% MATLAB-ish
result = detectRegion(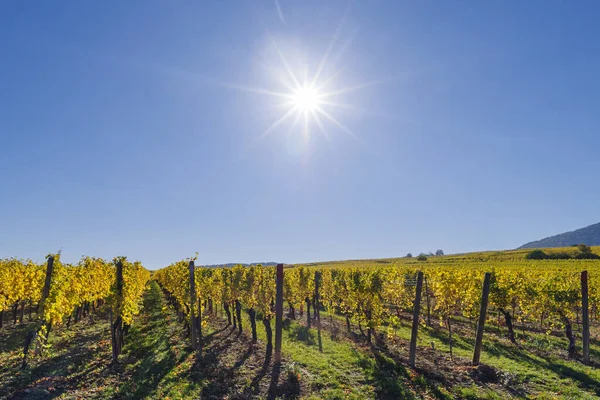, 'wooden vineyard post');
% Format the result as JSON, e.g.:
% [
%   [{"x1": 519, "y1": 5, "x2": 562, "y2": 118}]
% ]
[
  {"x1": 189, "y1": 260, "x2": 198, "y2": 350},
  {"x1": 409, "y1": 271, "x2": 424, "y2": 368},
  {"x1": 111, "y1": 259, "x2": 124, "y2": 364},
  {"x1": 109, "y1": 307, "x2": 116, "y2": 364},
  {"x1": 39, "y1": 255, "x2": 55, "y2": 315},
  {"x1": 425, "y1": 277, "x2": 431, "y2": 326},
  {"x1": 36, "y1": 255, "x2": 55, "y2": 353},
  {"x1": 315, "y1": 271, "x2": 323, "y2": 352},
  {"x1": 274, "y1": 263, "x2": 284, "y2": 364},
  {"x1": 23, "y1": 255, "x2": 55, "y2": 367},
  {"x1": 582, "y1": 270, "x2": 590, "y2": 365},
  {"x1": 472, "y1": 272, "x2": 491, "y2": 366},
  {"x1": 198, "y1": 297, "x2": 203, "y2": 356}
]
